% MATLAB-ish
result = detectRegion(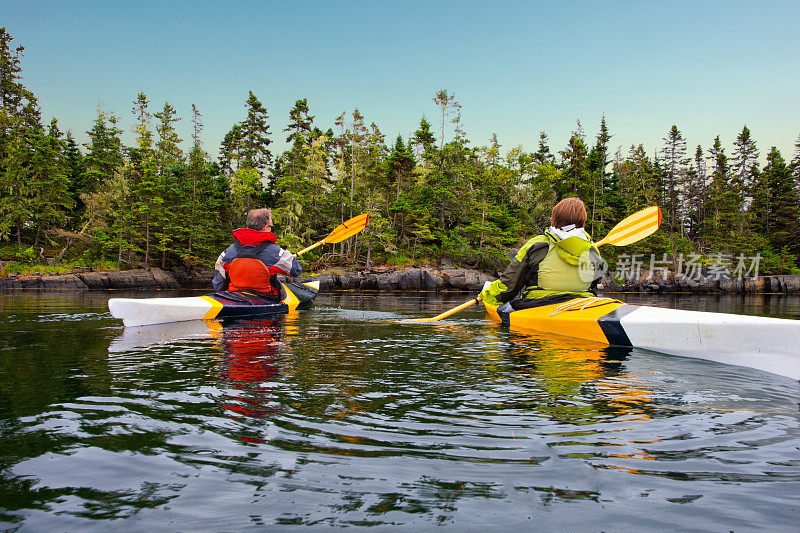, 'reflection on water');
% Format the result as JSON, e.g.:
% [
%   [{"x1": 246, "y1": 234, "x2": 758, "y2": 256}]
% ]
[
  {"x1": 0, "y1": 291, "x2": 798, "y2": 530},
  {"x1": 214, "y1": 316, "x2": 286, "y2": 420}
]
